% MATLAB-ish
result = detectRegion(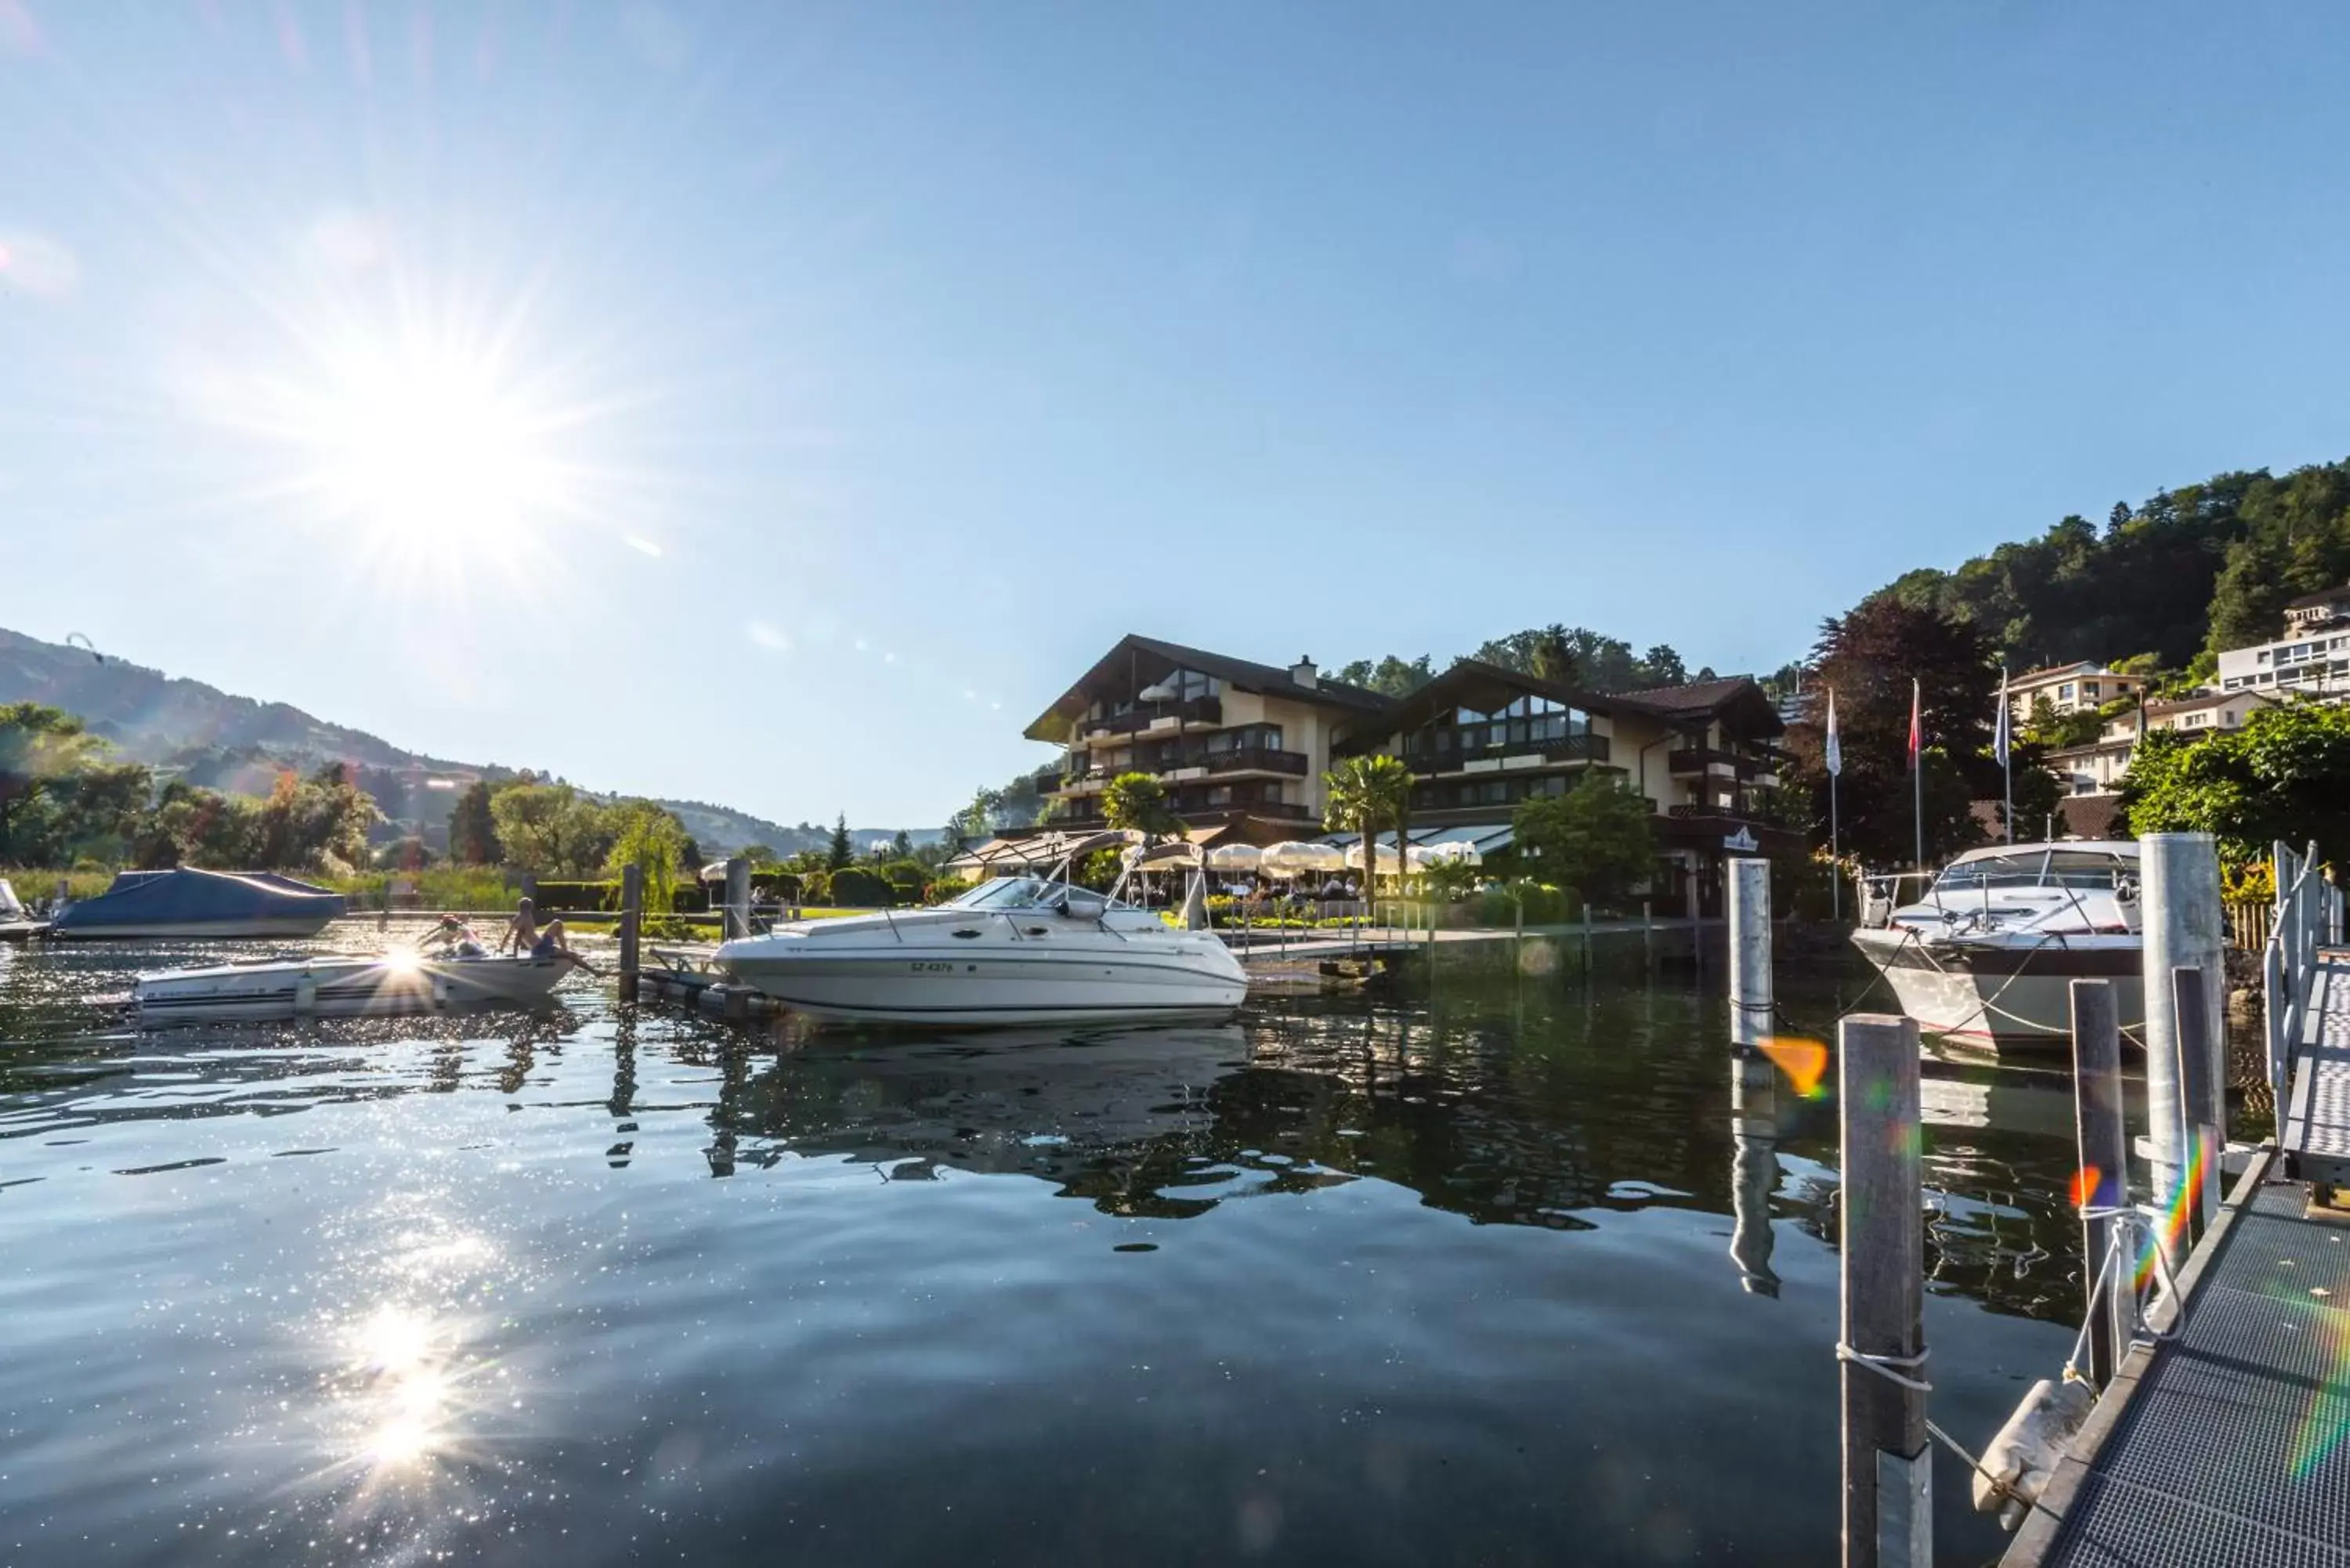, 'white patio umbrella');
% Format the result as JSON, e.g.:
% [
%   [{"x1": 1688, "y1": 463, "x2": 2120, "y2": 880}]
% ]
[
  {"x1": 1343, "y1": 840, "x2": 1404, "y2": 876},
  {"x1": 1260, "y1": 841, "x2": 1344, "y2": 879},
  {"x1": 1205, "y1": 843, "x2": 1263, "y2": 871},
  {"x1": 1419, "y1": 840, "x2": 1481, "y2": 868}
]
